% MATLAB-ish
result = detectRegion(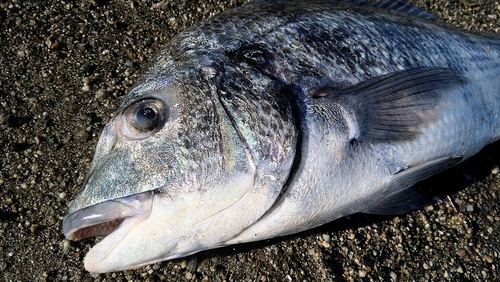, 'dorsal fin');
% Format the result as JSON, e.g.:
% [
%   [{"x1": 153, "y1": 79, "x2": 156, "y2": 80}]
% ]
[
  {"x1": 363, "y1": 0, "x2": 442, "y2": 21},
  {"x1": 249, "y1": 0, "x2": 442, "y2": 22}
]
